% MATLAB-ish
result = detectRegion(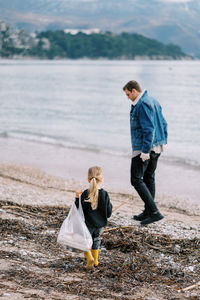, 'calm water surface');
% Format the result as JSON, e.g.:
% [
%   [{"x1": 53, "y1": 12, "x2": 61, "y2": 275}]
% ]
[{"x1": 0, "y1": 60, "x2": 200, "y2": 202}]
